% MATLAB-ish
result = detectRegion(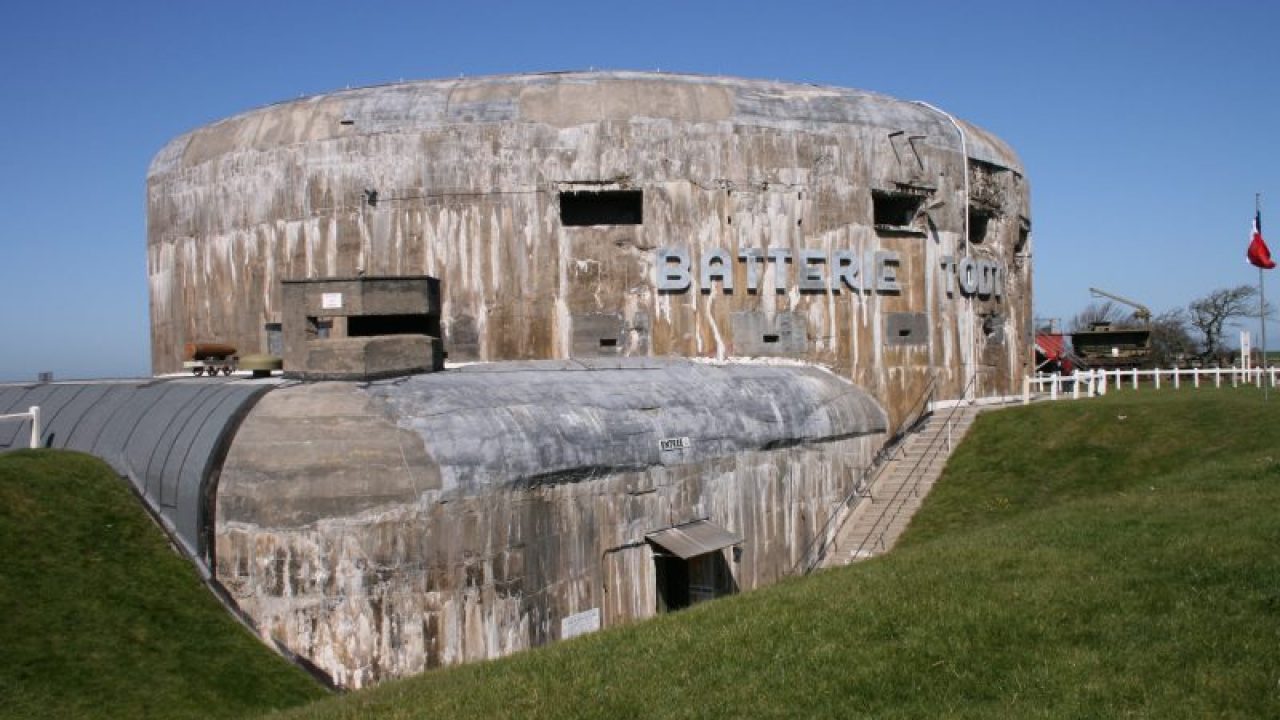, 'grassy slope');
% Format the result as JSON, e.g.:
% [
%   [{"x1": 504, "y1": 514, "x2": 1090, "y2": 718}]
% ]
[
  {"x1": 272, "y1": 388, "x2": 1280, "y2": 719},
  {"x1": 0, "y1": 450, "x2": 325, "y2": 720}
]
